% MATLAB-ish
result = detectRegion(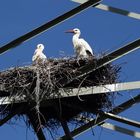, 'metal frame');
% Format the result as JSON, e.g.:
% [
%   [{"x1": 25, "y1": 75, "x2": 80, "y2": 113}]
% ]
[
  {"x1": 102, "y1": 112, "x2": 140, "y2": 128},
  {"x1": 1, "y1": 81, "x2": 140, "y2": 105},
  {"x1": 101, "y1": 122, "x2": 140, "y2": 138},
  {"x1": 0, "y1": 1, "x2": 140, "y2": 140},
  {"x1": 73, "y1": 117, "x2": 140, "y2": 138},
  {"x1": 74, "y1": 114, "x2": 140, "y2": 137},
  {"x1": 0, "y1": 81, "x2": 139, "y2": 140},
  {"x1": 96, "y1": 4, "x2": 140, "y2": 20},
  {"x1": 60, "y1": 93, "x2": 140, "y2": 139},
  {"x1": 60, "y1": 81, "x2": 140, "y2": 97},
  {"x1": 71, "y1": 0, "x2": 140, "y2": 20}
]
